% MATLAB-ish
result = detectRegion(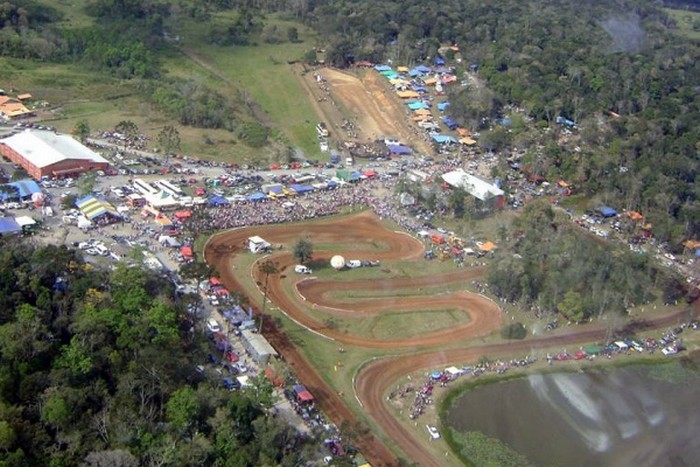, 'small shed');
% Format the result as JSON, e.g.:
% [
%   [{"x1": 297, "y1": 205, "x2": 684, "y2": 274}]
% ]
[{"x1": 241, "y1": 329, "x2": 278, "y2": 364}]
